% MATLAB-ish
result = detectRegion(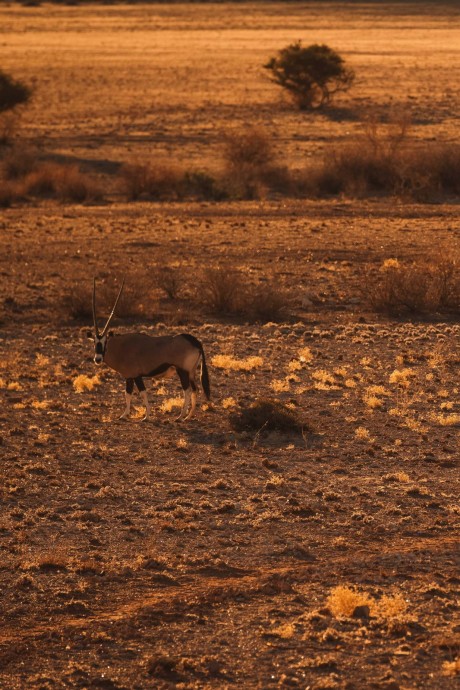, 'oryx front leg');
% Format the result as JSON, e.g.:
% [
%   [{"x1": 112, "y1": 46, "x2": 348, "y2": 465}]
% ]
[
  {"x1": 135, "y1": 376, "x2": 150, "y2": 421},
  {"x1": 119, "y1": 378, "x2": 134, "y2": 419}
]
